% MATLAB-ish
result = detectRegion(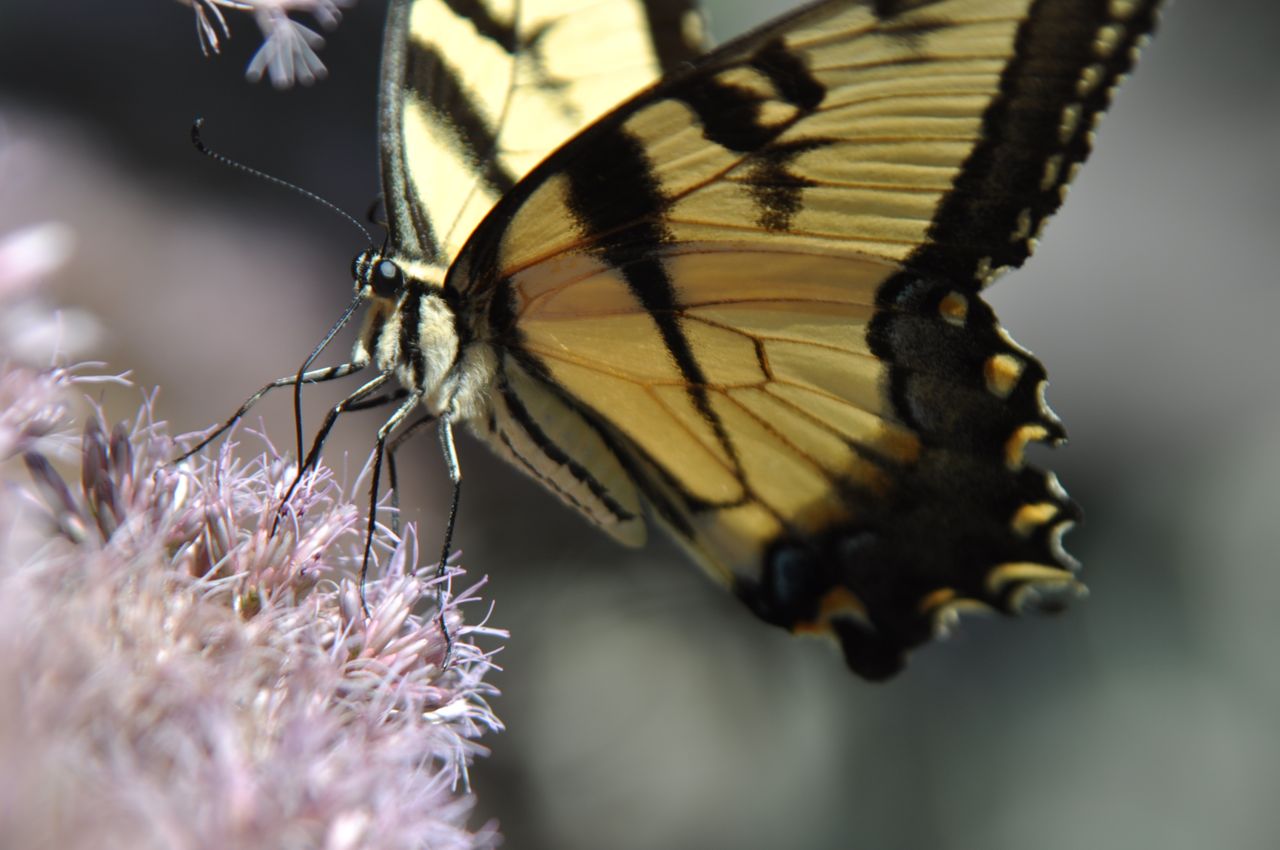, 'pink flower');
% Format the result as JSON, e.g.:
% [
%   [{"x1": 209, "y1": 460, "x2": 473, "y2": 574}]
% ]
[{"x1": 0, "y1": 374, "x2": 506, "y2": 849}]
